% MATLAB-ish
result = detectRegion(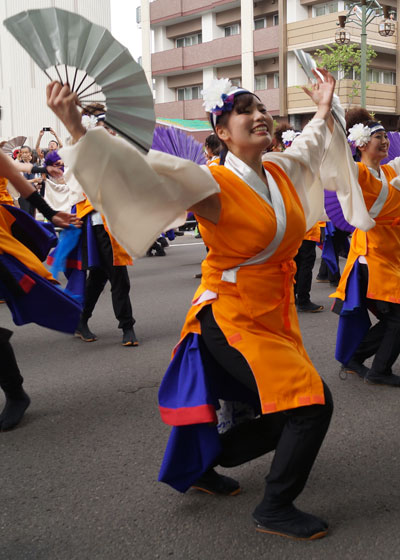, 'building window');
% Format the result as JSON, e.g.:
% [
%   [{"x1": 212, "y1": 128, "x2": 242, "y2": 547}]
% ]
[
  {"x1": 313, "y1": 2, "x2": 339, "y2": 16},
  {"x1": 224, "y1": 24, "x2": 240, "y2": 37},
  {"x1": 176, "y1": 33, "x2": 202, "y2": 48},
  {"x1": 273, "y1": 14, "x2": 279, "y2": 25},
  {"x1": 136, "y1": 6, "x2": 141, "y2": 24},
  {"x1": 231, "y1": 78, "x2": 241, "y2": 87},
  {"x1": 366, "y1": 69, "x2": 396, "y2": 84},
  {"x1": 177, "y1": 85, "x2": 202, "y2": 101},
  {"x1": 254, "y1": 18, "x2": 266, "y2": 30},
  {"x1": 273, "y1": 72, "x2": 279, "y2": 88},
  {"x1": 254, "y1": 75, "x2": 267, "y2": 90}
]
